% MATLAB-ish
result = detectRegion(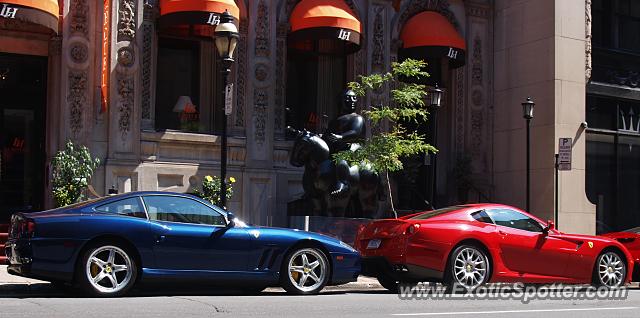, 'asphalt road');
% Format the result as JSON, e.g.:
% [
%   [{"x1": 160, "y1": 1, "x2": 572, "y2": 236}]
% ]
[{"x1": 1, "y1": 284, "x2": 640, "y2": 318}]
